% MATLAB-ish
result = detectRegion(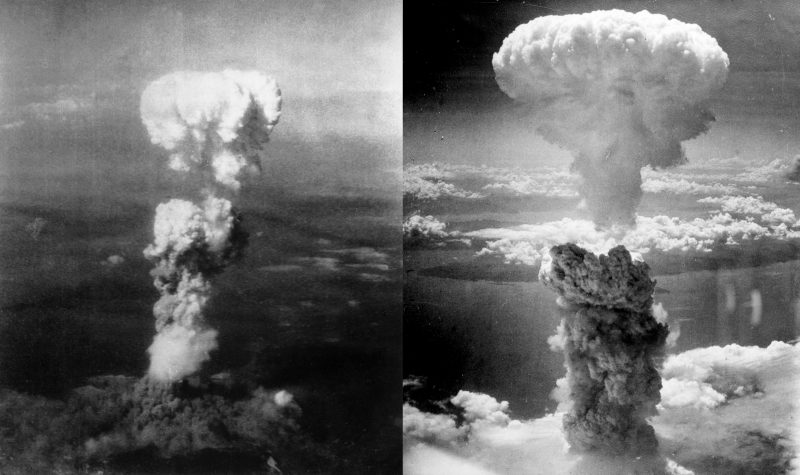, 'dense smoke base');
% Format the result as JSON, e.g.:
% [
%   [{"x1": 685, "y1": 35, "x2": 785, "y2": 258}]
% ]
[
  {"x1": 141, "y1": 70, "x2": 280, "y2": 382},
  {"x1": 0, "y1": 376, "x2": 308, "y2": 473},
  {"x1": 493, "y1": 10, "x2": 728, "y2": 225},
  {"x1": 540, "y1": 244, "x2": 668, "y2": 456}
]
